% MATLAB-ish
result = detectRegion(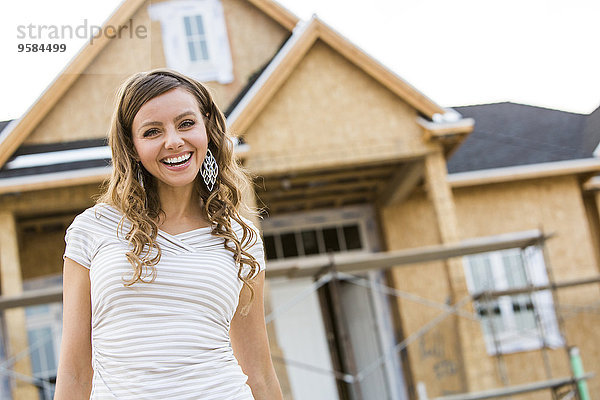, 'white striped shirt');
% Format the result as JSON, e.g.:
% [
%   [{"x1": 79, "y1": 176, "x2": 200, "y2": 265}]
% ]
[{"x1": 63, "y1": 203, "x2": 265, "y2": 399}]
